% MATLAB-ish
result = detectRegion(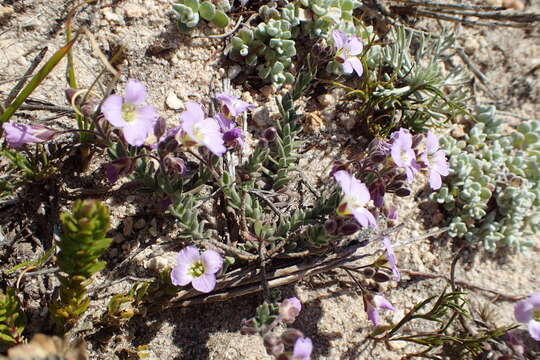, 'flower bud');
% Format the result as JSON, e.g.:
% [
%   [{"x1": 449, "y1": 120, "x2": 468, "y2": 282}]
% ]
[
  {"x1": 339, "y1": 221, "x2": 361, "y2": 236},
  {"x1": 105, "y1": 157, "x2": 133, "y2": 183},
  {"x1": 324, "y1": 219, "x2": 339, "y2": 236},
  {"x1": 165, "y1": 156, "x2": 187, "y2": 176},
  {"x1": 65, "y1": 88, "x2": 78, "y2": 104},
  {"x1": 363, "y1": 267, "x2": 375, "y2": 278},
  {"x1": 383, "y1": 206, "x2": 398, "y2": 220},
  {"x1": 153, "y1": 117, "x2": 167, "y2": 140},
  {"x1": 373, "y1": 272, "x2": 391, "y2": 283},
  {"x1": 263, "y1": 333, "x2": 284, "y2": 356},
  {"x1": 370, "y1": 151, "x2": 387, "y2": 163},
  {"x1": 281, "y1": 328, "x2": 304, "y2": 347},
  {"x1": 263, "y1": 127, "x2": 278, "y2": 142},
  {"x1": 395, "y1": 187, "x2": 411, "y2": 197},
  {"x1": 240, "y1": 318, "x2": 259, "y2": 335},
  {"x1": 279, "y1": 297, "x2": 301, "y2": 324}
]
